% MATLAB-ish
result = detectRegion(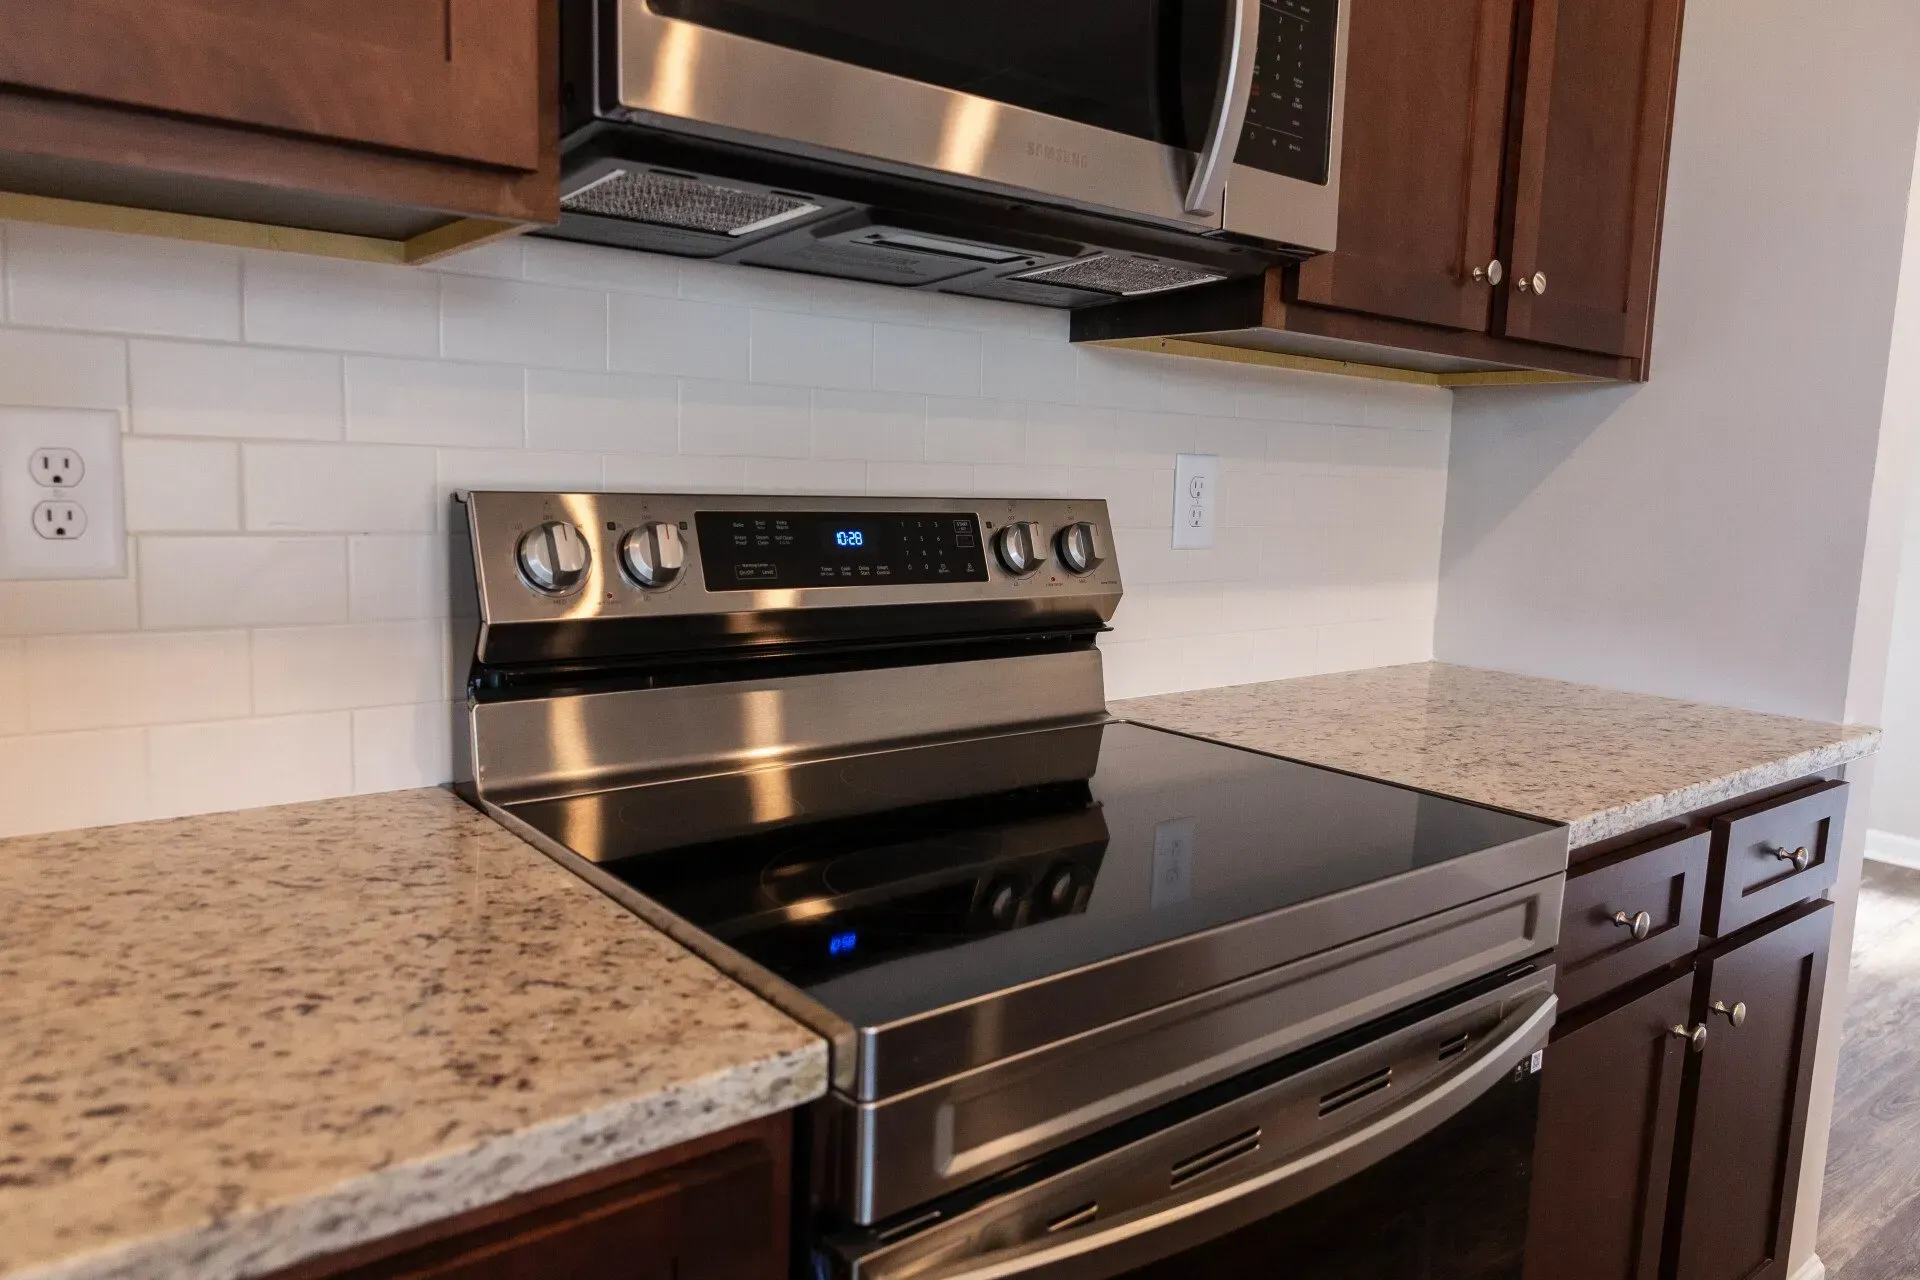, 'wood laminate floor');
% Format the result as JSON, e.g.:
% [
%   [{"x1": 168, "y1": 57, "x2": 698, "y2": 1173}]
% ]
[{"x1": 1819, "y1": 860, "x2": 1920, "y2": 1280}]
